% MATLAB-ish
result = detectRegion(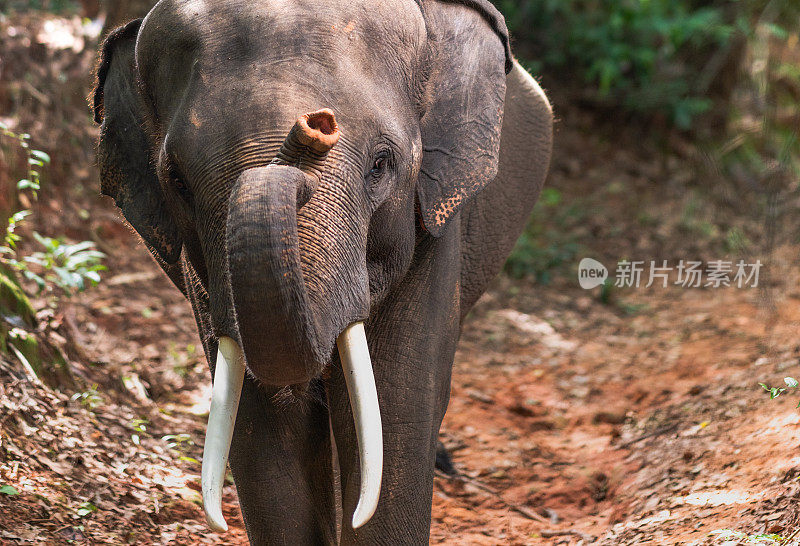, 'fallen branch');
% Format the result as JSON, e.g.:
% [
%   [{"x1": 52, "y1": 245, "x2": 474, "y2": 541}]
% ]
[
  {"x1": 616, "y1": 422, "x2": 681, "y2": 449},
  {"x1": 541, "y1": 528, "x2": 596, "y2": 542}
]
